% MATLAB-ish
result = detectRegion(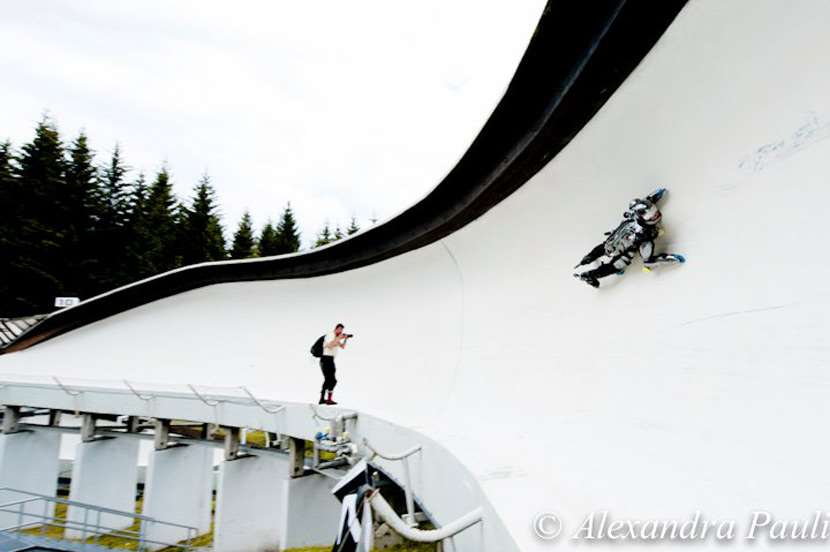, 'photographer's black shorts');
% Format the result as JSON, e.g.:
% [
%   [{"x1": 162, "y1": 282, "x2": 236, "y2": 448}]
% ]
[{"x1": 320, "y1": 356, "x2": 337, "y2": 392}]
